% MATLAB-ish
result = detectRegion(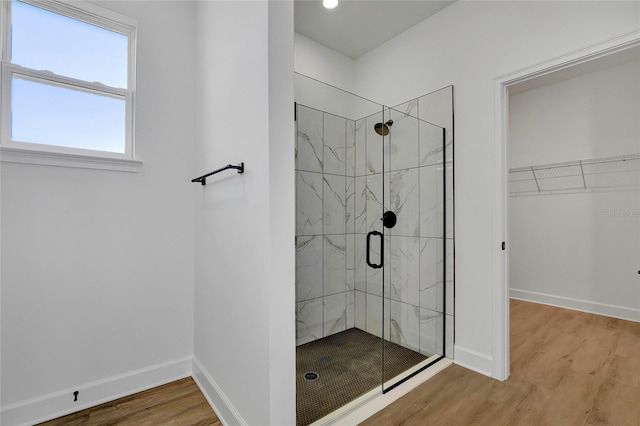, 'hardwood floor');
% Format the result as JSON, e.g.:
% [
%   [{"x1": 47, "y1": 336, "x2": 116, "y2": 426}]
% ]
[
  {"x1": 36, "y1": 301, "x2": 640, "y2": 425},
  {"x1": 37, "y1": 378, "x2": 221, "y2": 426},
  {"x1": 362, "y1": 299, "x2": 640, "y2": 426}
]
